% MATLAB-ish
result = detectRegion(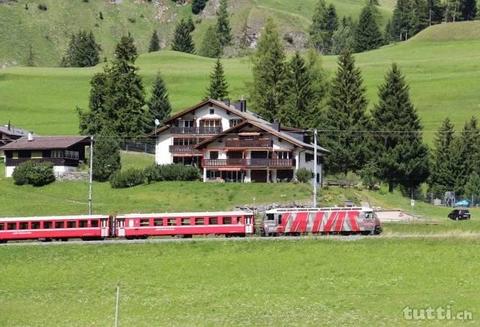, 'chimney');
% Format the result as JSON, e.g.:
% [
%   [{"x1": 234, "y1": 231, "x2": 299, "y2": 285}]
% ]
[
  {"x1": 240, "y1": 99, "x2": 247, "y2": 112},
  {"x1": 272, "y1": 120, "x2": 280, "y2": 131},
  {"x1": 27, "y1": 132, "x2": 34, "y2": 141}
]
